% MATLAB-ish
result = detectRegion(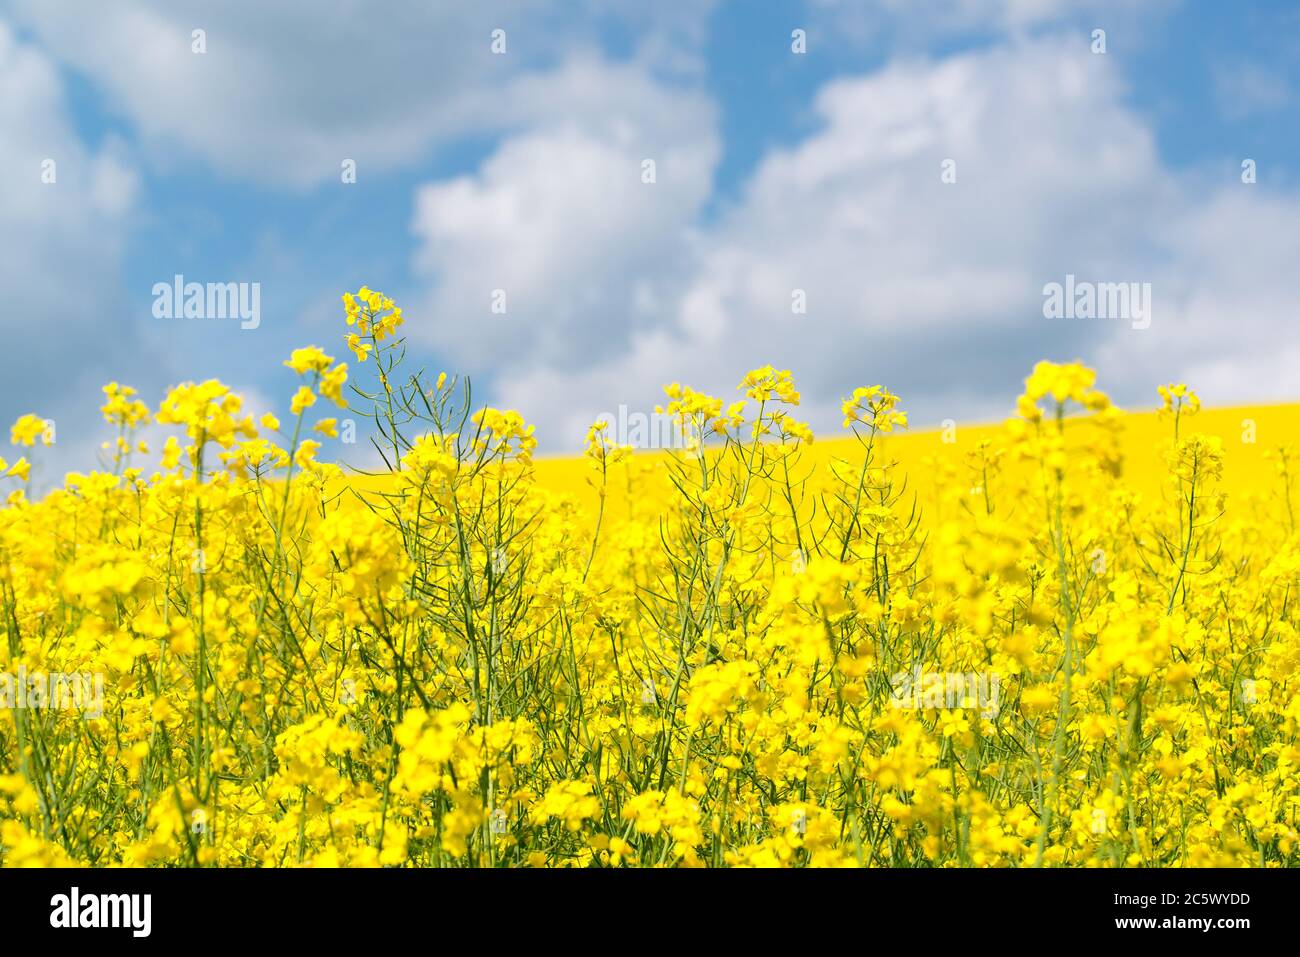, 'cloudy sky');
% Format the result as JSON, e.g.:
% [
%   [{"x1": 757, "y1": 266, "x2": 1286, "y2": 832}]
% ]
[{"x1": 2, "y1": 0, "x2": 1298, "y2": 474}]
